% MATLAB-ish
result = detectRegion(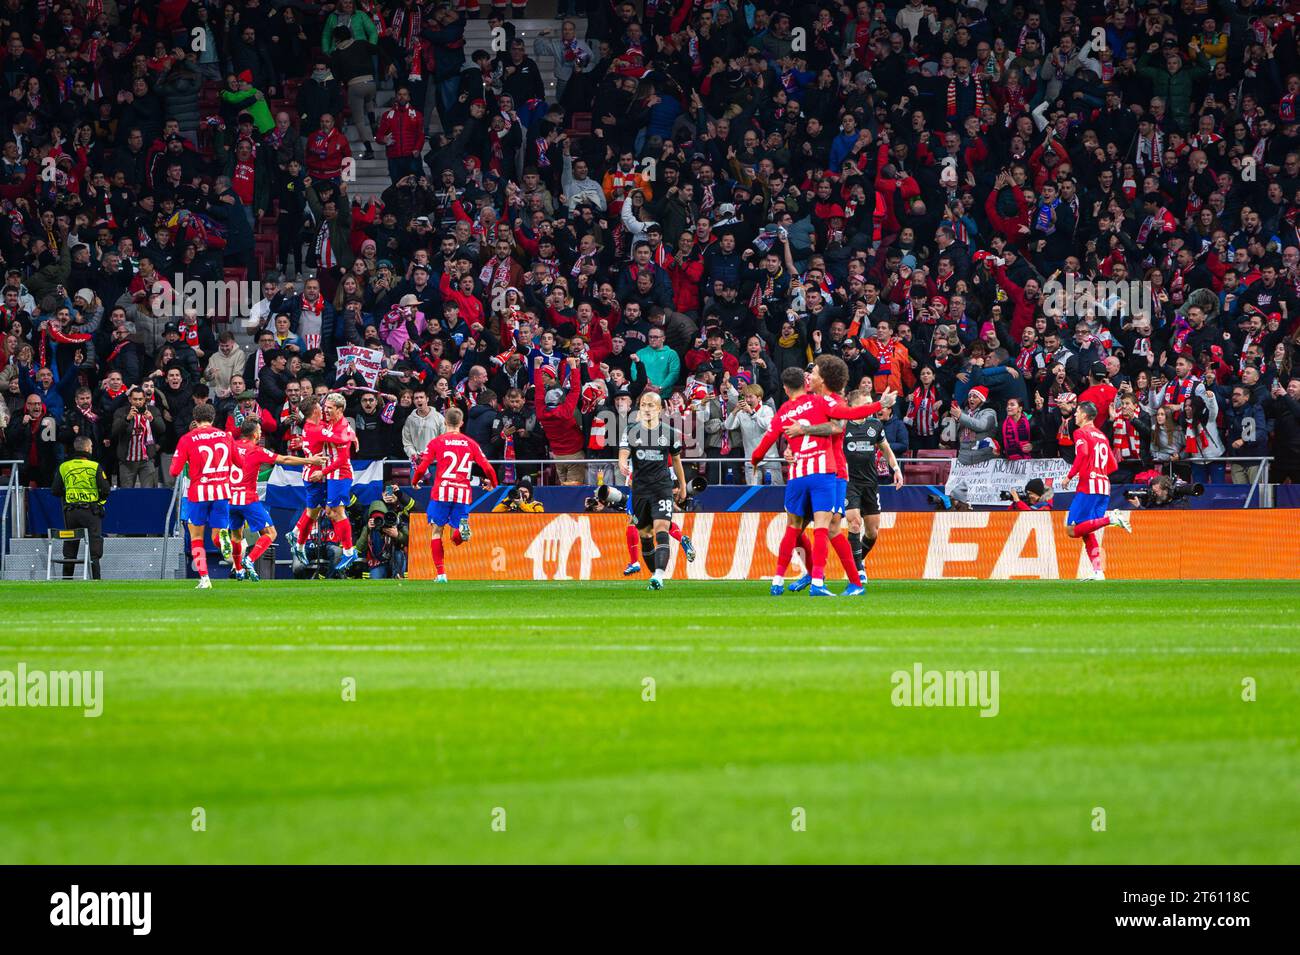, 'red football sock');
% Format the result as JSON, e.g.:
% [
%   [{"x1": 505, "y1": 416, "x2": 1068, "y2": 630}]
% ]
[
  {"x1": 1084, "y1": 532, "x2": 1102, "y2": 572},
  {"x1": 190, "y1": 539, "x2": 208, "y2": 577},
  {"x1": 796, "y1": 530, "x2": 812, "y2": 566},
  {"x1": 668, "y1": 522, "x2": 682, "y2": 542},
  {"x1": 332, "y1": 518, "x2": 352, "y2": 550},
  {"x1": 1073, "y1": 516, "x2": 1111, "y2": 537},
  {"x1": 451, "y1": 529, "x2": 464, "y2": 545},
  {"x1": 294, "y1": 512, "x2": 313, "y2": 545},
  {"x1": 230, "y1": 537, "x2": 243, "y2": 566},
  {"x1": 831, "y1": 533, "x2": 862, "y2": 586},
  {"x1": 775, "y1": 525, "x2": 800, "y2": 577},
  {"x1": 811, "y1": 528, "x2": 829, "y2": 581},
  {"x1": 249, "y1": 534, "x2": 274, "y2": 562},
  {"x1": 625, "y1": 524, "x2": 640, "y2": 562},
  {"x1": 430, "y1": 537, "x2": 445, "y2": 574}
]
